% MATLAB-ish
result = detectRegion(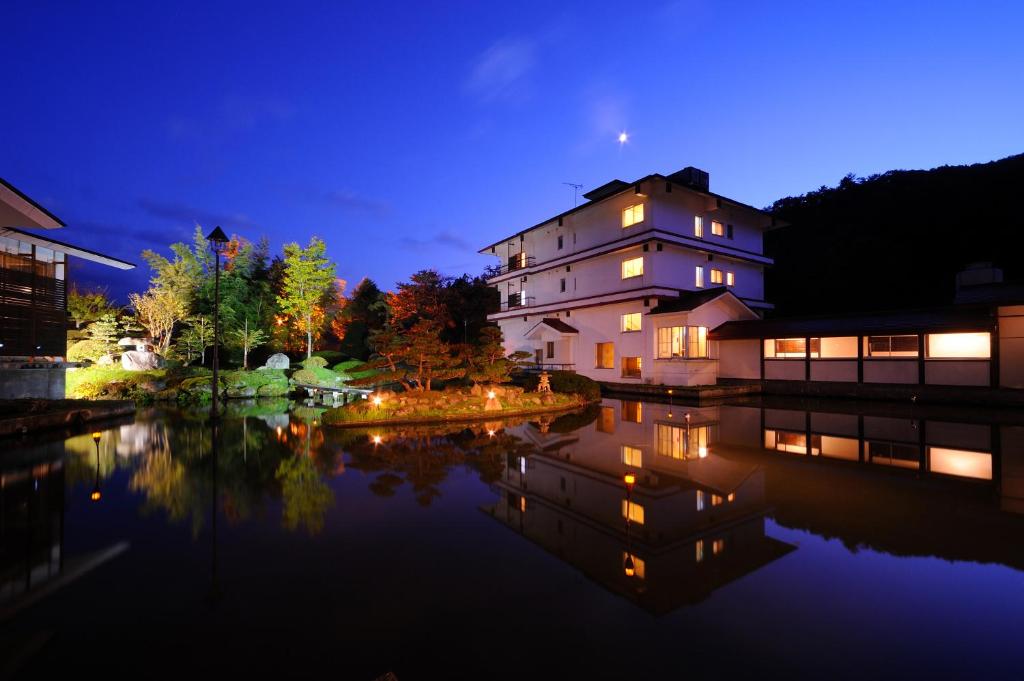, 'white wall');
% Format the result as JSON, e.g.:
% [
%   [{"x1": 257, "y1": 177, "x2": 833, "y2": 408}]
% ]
[
  {"x1": 810, "y1": 361, "x2": 858, "y2": 382},
  {"x1": 925, "y1": 361, "x2": 990, "y2": 386},
  {"x1": 863, "y1": 360, "x2": 918, "y2": 384},
  {"x1": 718, "y1": 340, "x2": 760, "y2": 379},
  {"x1": 999, "y1": 305, "x2": 1024, "y2": 389}
]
